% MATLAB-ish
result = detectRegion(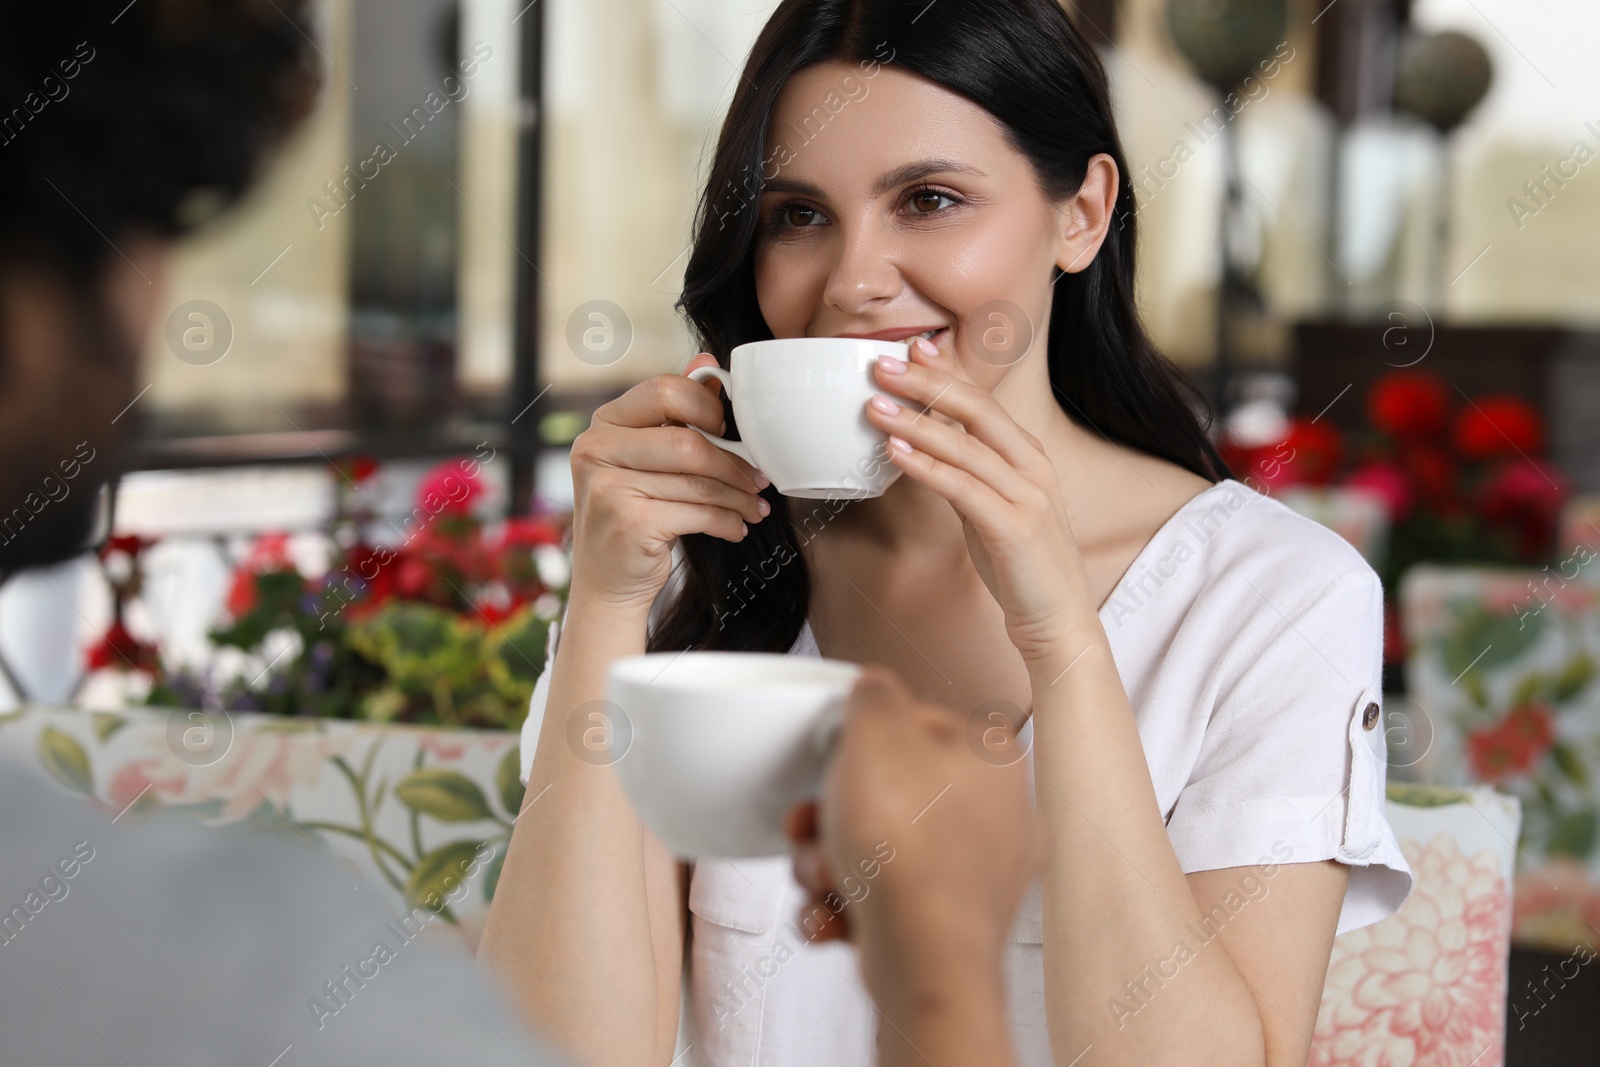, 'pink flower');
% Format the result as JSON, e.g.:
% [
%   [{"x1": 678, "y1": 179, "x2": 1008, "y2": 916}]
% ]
[
  {"x1": 418, "y1": 734, "x2": 468, "y2": 762},
  {"x1": 1477, "y1": 459, "x2": 1567, "y2": 561},
  {"x1": 1511, "y1": 860, "x2": 1600, "y2": 951},
  {"x1": 1313, "y1": 833, "x2": 1510, "y2": 1066},
  {"x1": 416, "y1": 459, "x2": 483, "y2": 519},
  {"x1": 110, "y1": 726, "x2": 353, "y2": 824},
  {"x1": 1346, "y1": 461, "x2": 1415, "y2": 523},
  {"x1": 1467, "y1": 705, "x2": 1555, "y2": 784}
]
